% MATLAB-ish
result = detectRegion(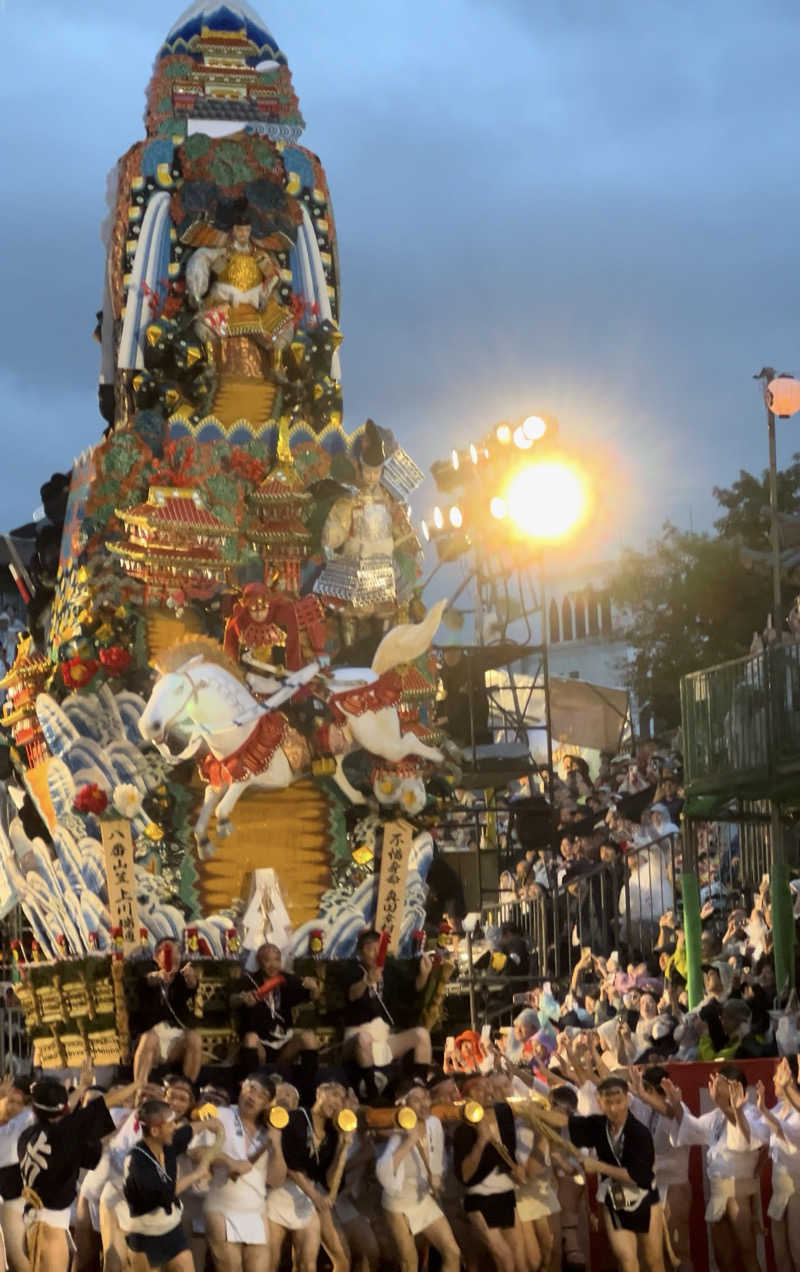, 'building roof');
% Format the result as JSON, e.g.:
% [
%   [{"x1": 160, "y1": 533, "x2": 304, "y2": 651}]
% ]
[{"x1": 116, "y1": 487, "x2": 233, "y2": 535}]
